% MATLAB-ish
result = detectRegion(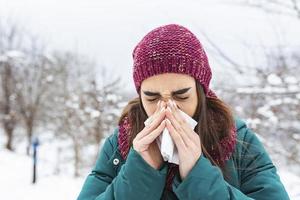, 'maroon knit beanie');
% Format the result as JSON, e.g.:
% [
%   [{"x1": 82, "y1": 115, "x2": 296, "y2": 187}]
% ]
[{"x1": 132, "y1": 23, "x2": 216, "y2": 98}]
